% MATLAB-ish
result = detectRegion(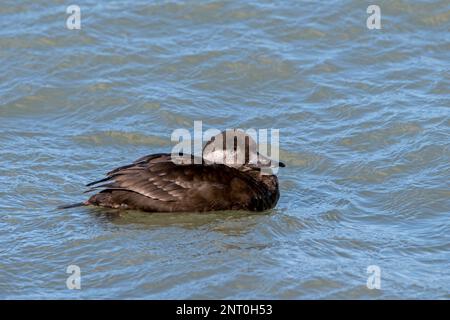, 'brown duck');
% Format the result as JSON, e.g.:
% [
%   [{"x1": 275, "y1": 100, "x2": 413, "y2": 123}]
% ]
[{"x1": 62, "y1": 130, "x2": 284, "y2": 212}]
